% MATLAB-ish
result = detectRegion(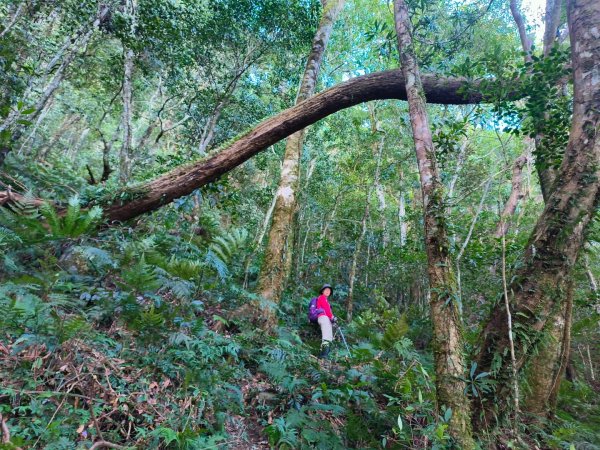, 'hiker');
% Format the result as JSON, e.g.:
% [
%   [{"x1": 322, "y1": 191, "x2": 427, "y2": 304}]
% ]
[{"x1": 315, "y1": 283, "x2": 337, "y2": 358}]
